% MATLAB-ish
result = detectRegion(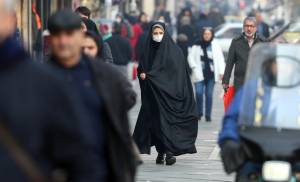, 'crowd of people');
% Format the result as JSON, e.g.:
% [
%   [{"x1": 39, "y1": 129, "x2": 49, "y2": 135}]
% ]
[{"x1": 0, "y1": 0, "x2": 278, "y2": 180}]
